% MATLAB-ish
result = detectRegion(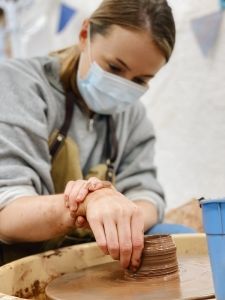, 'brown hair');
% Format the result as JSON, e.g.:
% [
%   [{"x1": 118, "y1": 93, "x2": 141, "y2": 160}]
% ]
[{"x1": 56, "y1": 0, "x2": 175, "y2": 101}]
